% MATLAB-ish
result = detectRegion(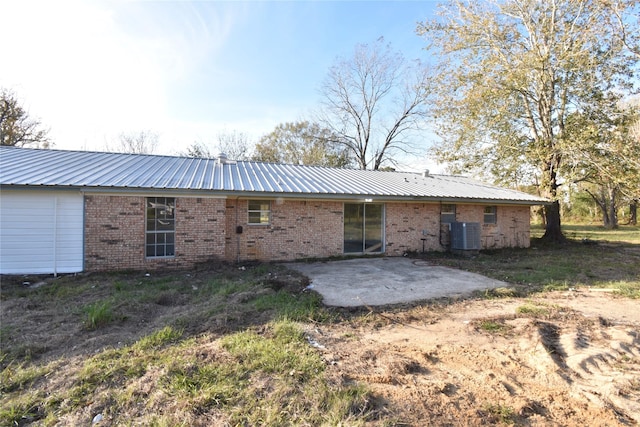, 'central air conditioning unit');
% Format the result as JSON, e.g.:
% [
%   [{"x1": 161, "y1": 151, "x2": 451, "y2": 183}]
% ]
[{"x1": 450, "y1": 222, "x2": 481, "y2": 251}]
